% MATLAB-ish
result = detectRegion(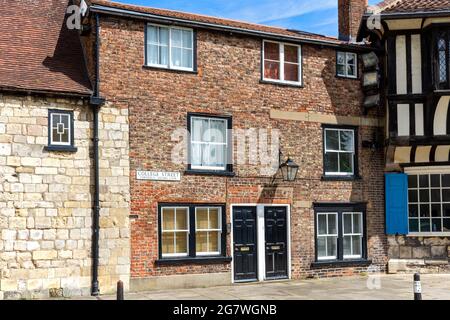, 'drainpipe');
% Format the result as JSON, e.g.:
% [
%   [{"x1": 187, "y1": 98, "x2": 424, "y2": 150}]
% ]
[{"x1": 90, "y1": 12, "x2": 105, "y2": 297}]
